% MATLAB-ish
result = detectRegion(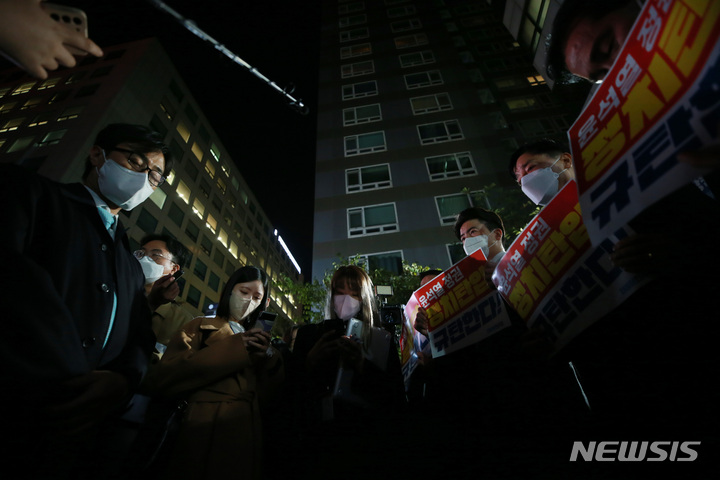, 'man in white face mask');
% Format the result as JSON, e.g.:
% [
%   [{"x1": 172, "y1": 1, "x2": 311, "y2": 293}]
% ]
[
  {"x1": 0, "y1": 123, "x2": 172, "y2": 477},
  {"x1": 510, "y1": 140, "x2": 575, "y2": 206},
  {"x1": 454, "y1": 207, "x2": 507, "y2": 288},
  {"x1": 135, "y1": 234, "x2": 193, "y2": 347}
]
